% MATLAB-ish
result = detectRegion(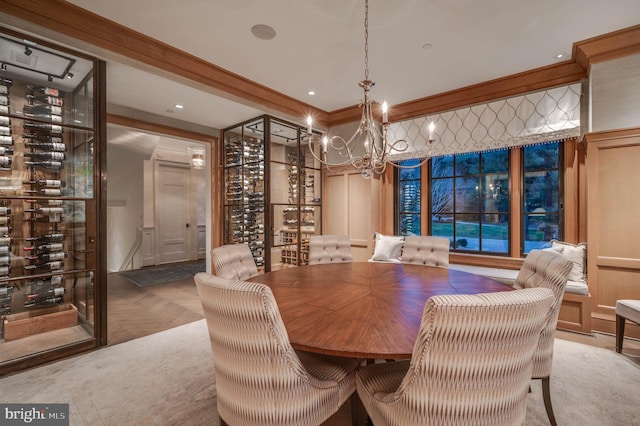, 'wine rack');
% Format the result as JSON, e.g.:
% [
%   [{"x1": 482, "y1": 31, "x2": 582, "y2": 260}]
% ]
[
  {"x1": 0, "y1": 27, "x2": 102, "y2": 373},
  {"x1": 223, "y1": 115, "x2": 322, "y2": 271}
]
